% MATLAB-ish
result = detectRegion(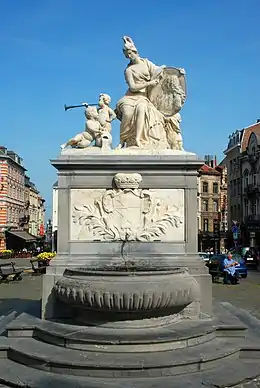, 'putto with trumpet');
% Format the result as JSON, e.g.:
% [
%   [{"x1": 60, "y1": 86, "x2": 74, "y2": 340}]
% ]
[
  {"x1": 61, "y1": 94, "x2": 116, "y2": 150},
  {"x1": 61, "y1": 36, "x2": 187, "y2": 152}
]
